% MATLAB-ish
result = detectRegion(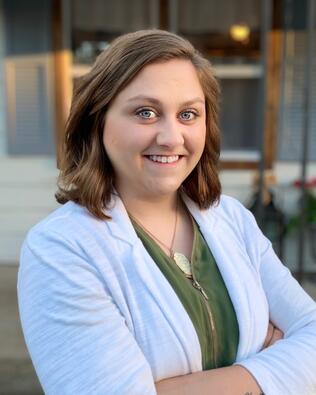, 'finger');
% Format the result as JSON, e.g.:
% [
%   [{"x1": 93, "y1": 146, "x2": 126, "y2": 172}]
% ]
[
  {"x1": 264, "y1": 328, "x2": 284, "y2": 348},
  {"x1": 262, "y1": 323, "x2": 274, "y2": 349},
  {"x1": 269, "y1": 328, "x2": 284, "y2": 345}
]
